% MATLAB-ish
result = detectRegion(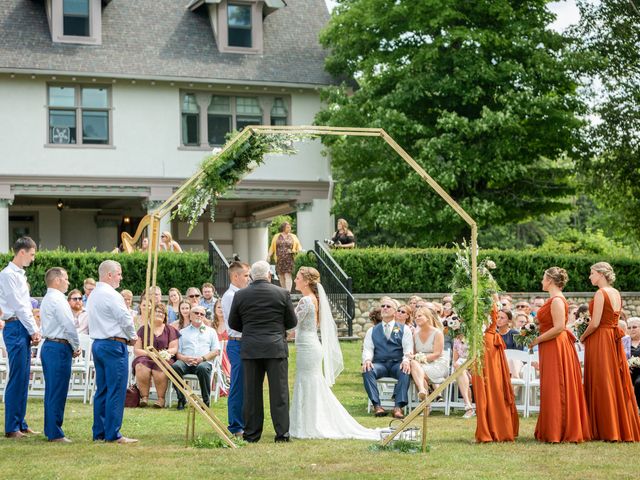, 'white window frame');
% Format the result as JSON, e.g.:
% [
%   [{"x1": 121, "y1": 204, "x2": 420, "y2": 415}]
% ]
[
  {"x1": 217, "y1": 0, "x2": 263, "y2": 54},
  {"x1": 48, "y1": 0, "x2": 102, "y2": 45},
  {"x1": 46, "y1": 84, "x2": 113, "y2": 148}
]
